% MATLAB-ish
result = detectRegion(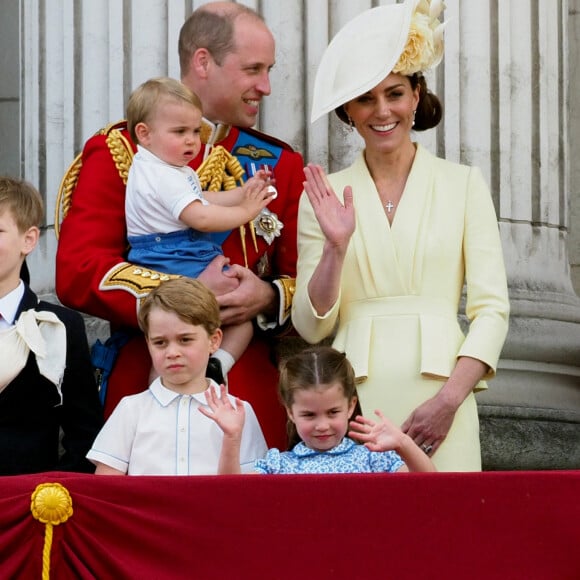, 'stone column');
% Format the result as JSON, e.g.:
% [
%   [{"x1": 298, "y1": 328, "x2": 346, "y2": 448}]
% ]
[
  {"x1": 473, "y1": 0, "x2": 580, "y2": 469},
  {"x1": 569, "y1": 0, "x2": 580, "y2": 295}
]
